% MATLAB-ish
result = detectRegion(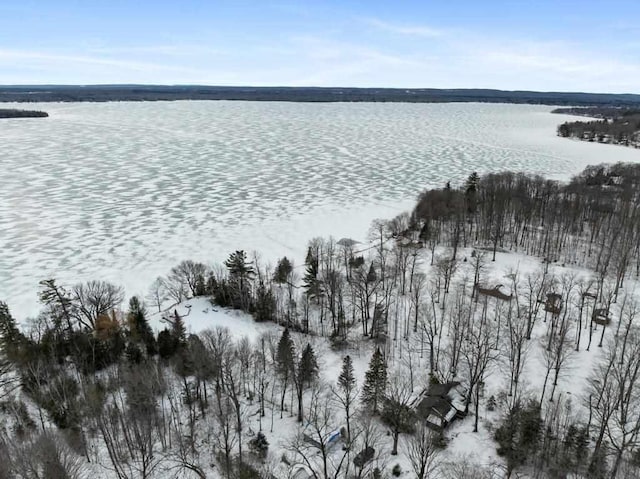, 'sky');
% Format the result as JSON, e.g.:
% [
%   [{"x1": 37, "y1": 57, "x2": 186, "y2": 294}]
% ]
[{"x1": 0, "y1": 0, "x2": 639, "y2": 93}]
